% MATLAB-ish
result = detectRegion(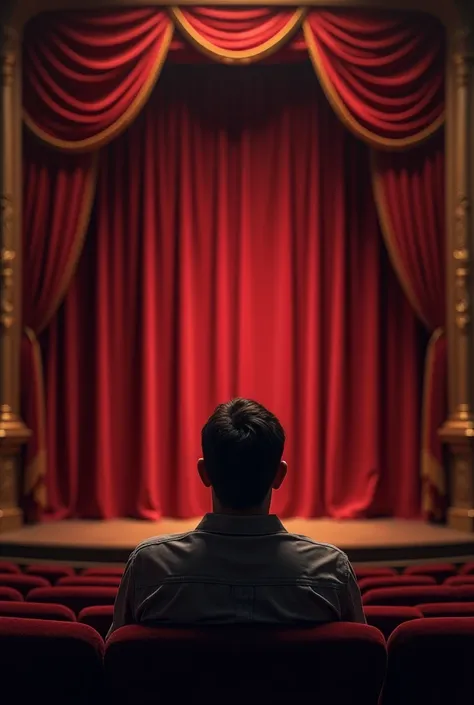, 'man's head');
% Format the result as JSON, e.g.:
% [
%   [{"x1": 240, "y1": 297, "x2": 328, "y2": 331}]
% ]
[{"x1": 198, "y1": 398, "x2": 287, "y2": 513}]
